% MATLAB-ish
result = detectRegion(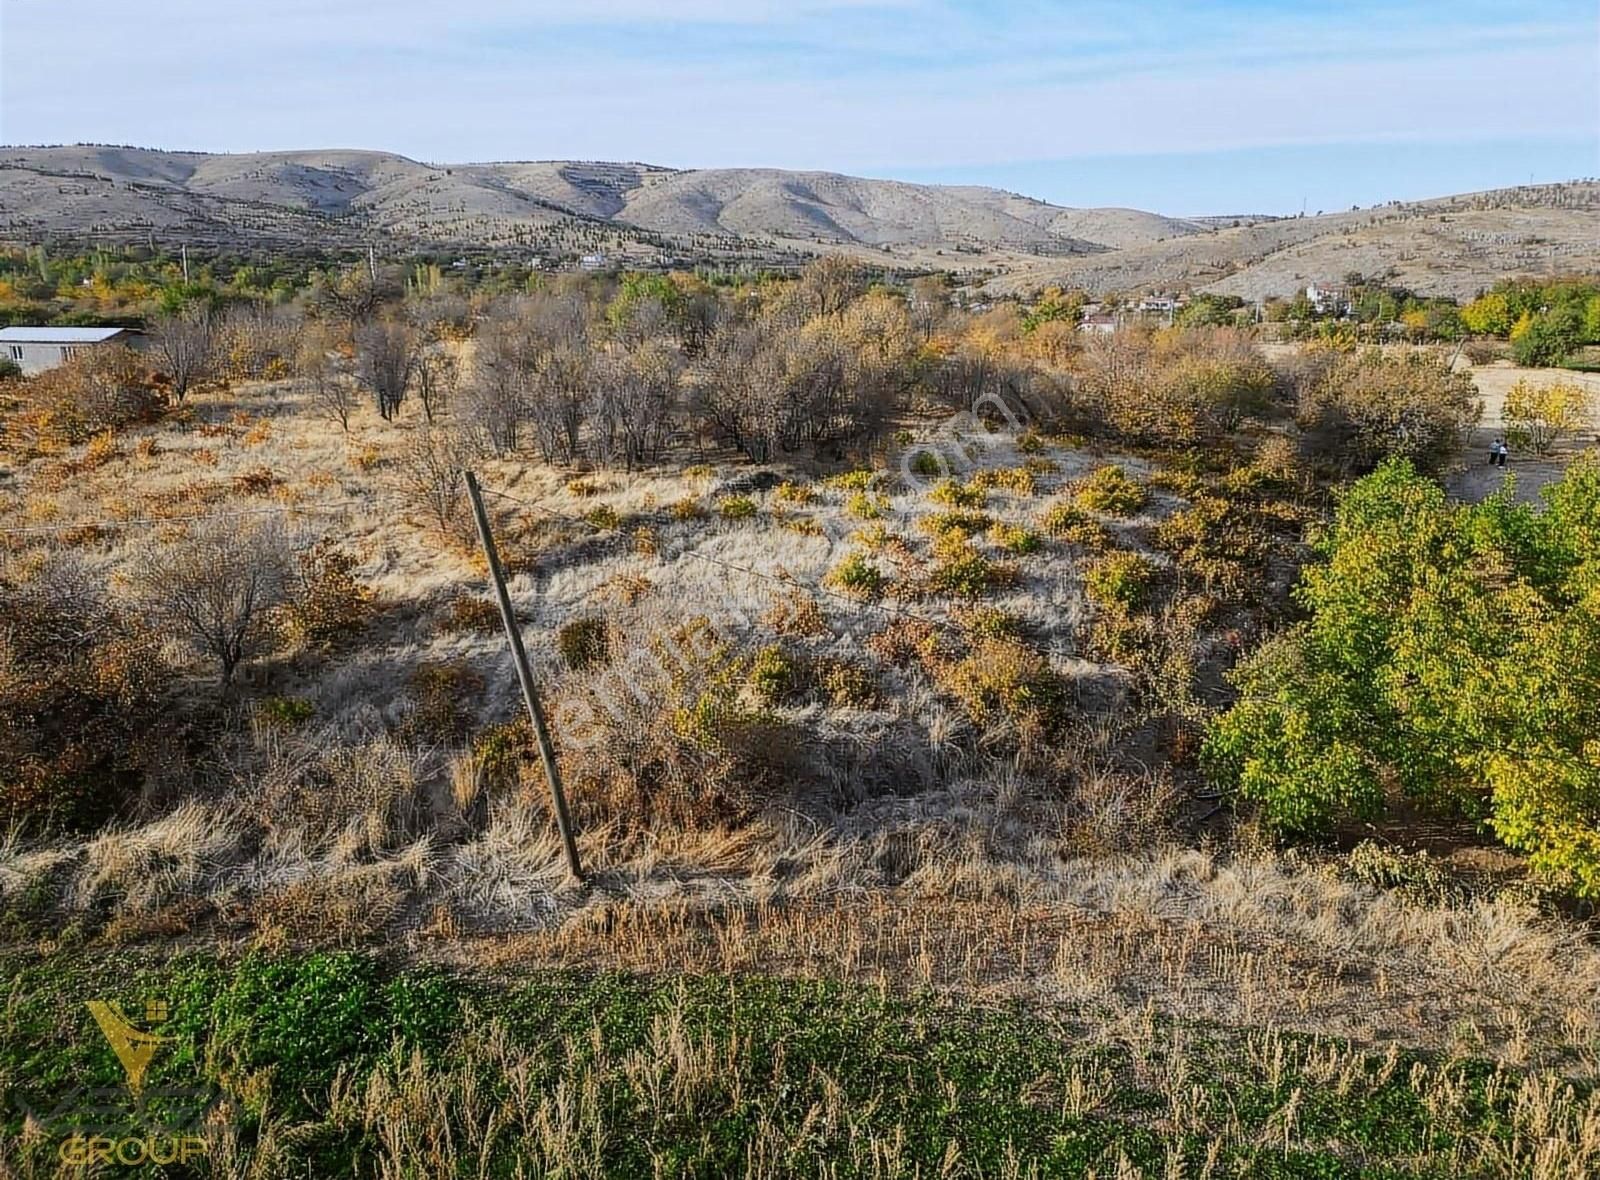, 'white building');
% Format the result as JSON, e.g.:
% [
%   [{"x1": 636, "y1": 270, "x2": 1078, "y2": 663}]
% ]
[
  {"x1": 0, "y1": 326, "x2": 143, "y2": 376},
  {"x1": 1137, "y1": 294, "x2": 1180, "y2": 315},
  {"x1": 578, "y1": 252, "x2": 609, "y2": 272},
  {"x1": 1079, "y1": 312, "x2": 1117, "y2": 335},
  {"x1": 1305, "y1": 283, "x2": 1351, "y2": 317}
]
